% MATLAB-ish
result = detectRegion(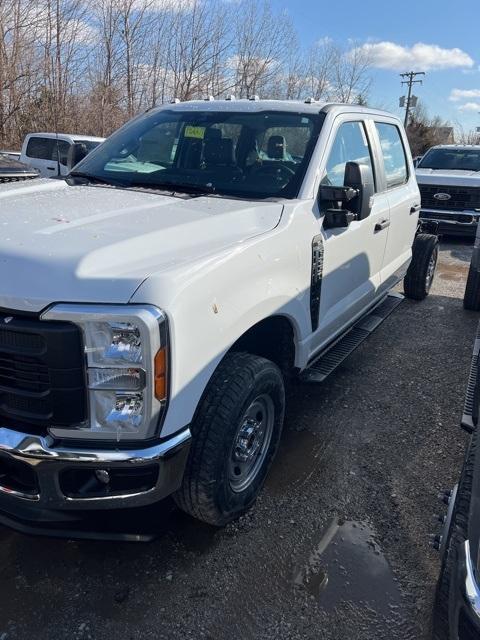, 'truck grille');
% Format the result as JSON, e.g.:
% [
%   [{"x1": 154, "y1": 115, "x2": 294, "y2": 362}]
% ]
[
  {"x1": 0, "y1": 311, "x2": 86, "y2": 434},
  {"x1": 419, "y1": 184, "x2": 480, "y2": 212}
]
